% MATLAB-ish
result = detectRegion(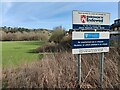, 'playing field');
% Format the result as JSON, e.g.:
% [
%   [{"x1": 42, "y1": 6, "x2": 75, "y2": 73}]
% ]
[{"x1": 2, "y1": 41, "x2": 45, "y2": 68}]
